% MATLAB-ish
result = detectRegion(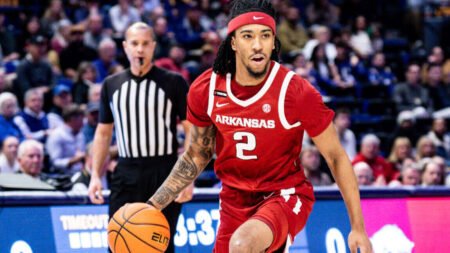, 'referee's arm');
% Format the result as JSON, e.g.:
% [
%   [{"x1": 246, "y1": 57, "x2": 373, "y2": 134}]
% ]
[{"x1": 88, "y1": 123, "x2": 114, "y2": 204}]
